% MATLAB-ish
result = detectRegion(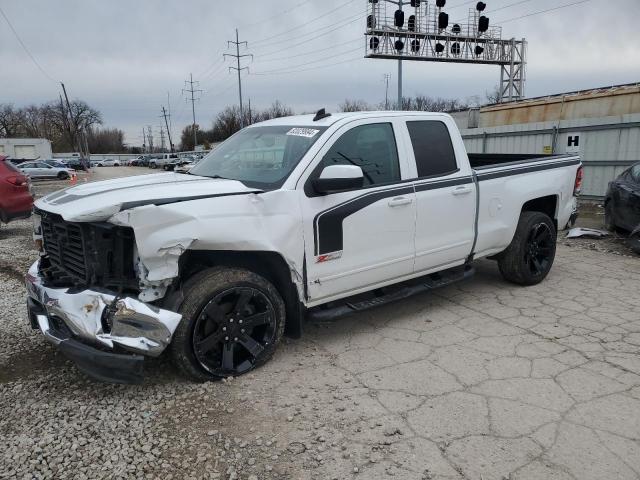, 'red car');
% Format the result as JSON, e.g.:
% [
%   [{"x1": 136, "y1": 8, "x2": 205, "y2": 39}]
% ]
[{"x1": 0, "y1": 155, "x2": 33, "y2": 225}]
